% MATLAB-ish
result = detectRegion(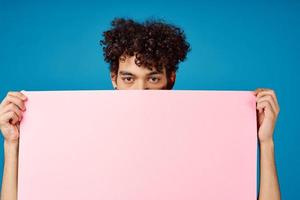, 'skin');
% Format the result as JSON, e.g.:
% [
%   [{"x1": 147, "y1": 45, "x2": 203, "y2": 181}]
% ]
[
  {"x1": 0, "y1": 55, "x2": 281, "y2": 200},
  {"x1": 110, "y1": 55, "x2": 176, "y2": 90}
]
